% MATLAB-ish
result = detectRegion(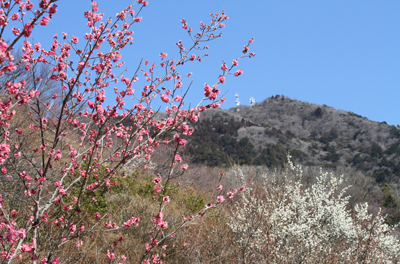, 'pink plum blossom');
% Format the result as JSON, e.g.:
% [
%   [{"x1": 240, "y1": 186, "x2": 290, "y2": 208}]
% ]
[{"x1": 234, "y1": 69, "x2": 243, "y2": 76}]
